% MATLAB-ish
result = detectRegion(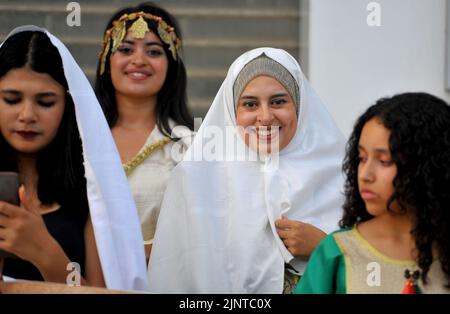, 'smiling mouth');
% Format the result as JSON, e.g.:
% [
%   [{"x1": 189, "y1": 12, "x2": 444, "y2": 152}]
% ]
[
  {"x1": 253, "y1": 127, "x2": 281, "y2": 140},
  {"x1": 126, "y1": 71, "x2": 151, "y2": 80}
]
